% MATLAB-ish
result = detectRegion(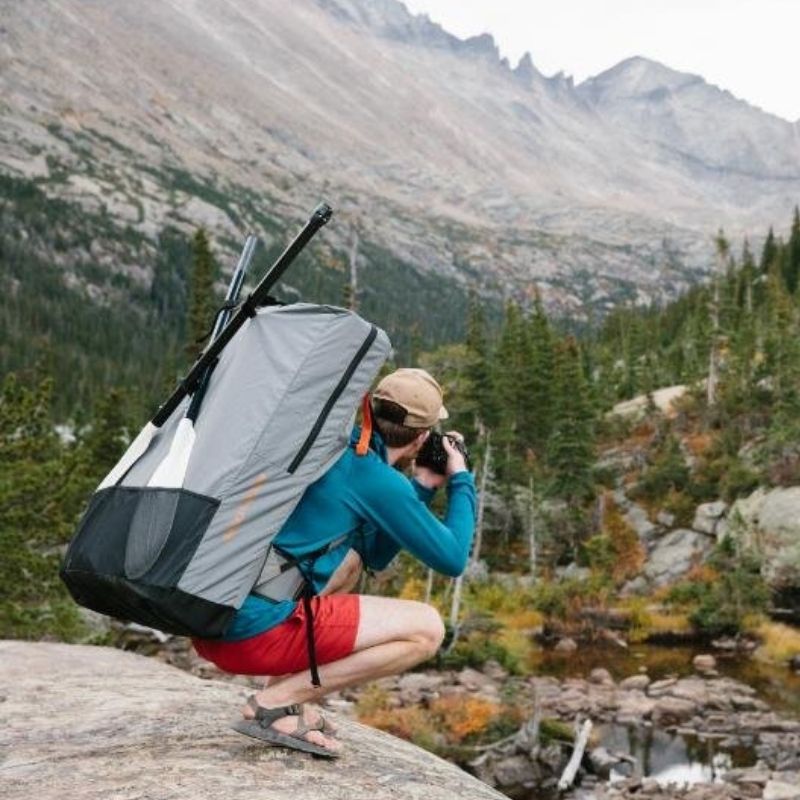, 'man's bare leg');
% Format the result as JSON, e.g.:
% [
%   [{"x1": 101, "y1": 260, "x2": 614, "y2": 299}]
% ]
[{"x1": 242, "y1": 595, "x2": 444, "y2": 751}]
